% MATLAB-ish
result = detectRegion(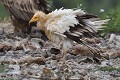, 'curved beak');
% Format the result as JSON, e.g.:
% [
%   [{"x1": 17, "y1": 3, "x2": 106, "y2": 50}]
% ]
[
  {"x1": 29, "y1": 18, "x2": 34, "y2": 25},
  {"x1": 29, "y1": 16, "x2": 39, "y2": 25}
]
